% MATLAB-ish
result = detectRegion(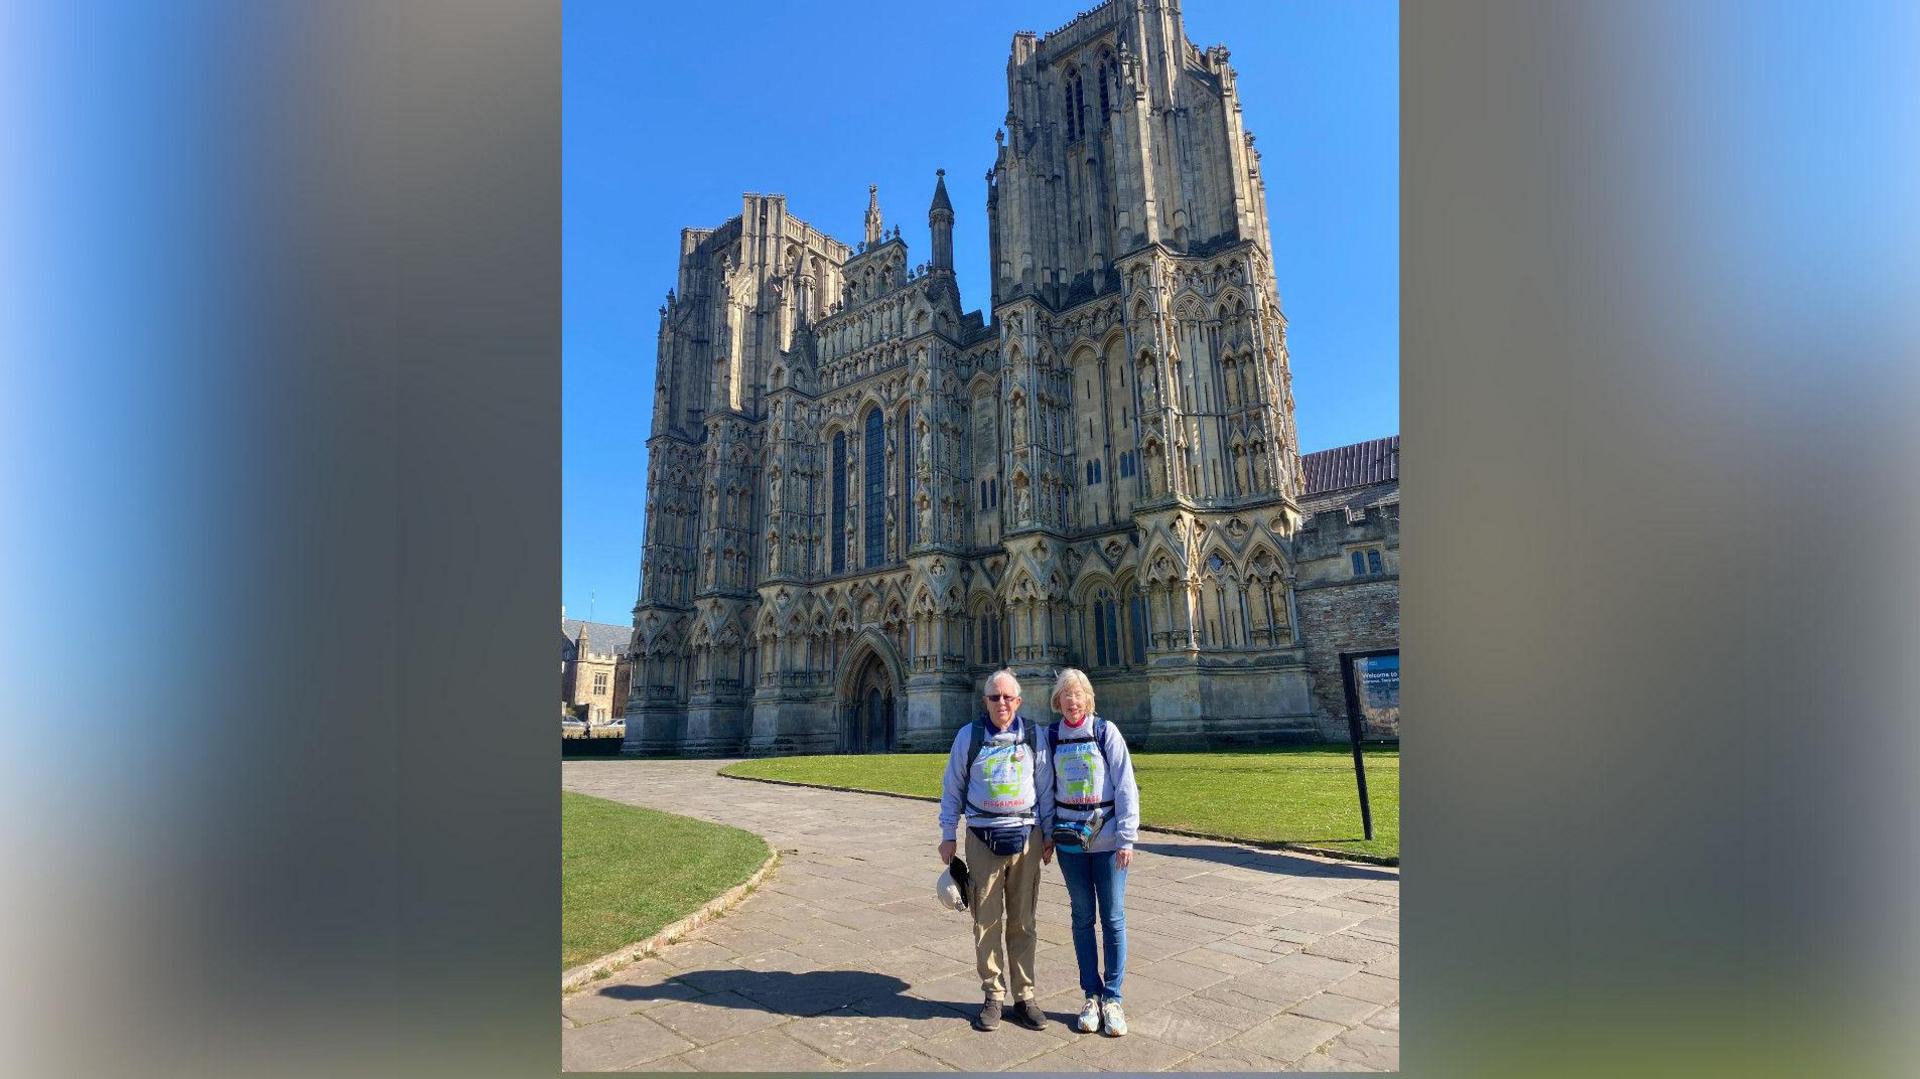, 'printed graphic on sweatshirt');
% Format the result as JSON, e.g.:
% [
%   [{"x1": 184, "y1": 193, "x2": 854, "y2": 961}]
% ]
[
  {"x1": 1056, "y1": 742, "x2": 1102, "y2": 805},
  {"x1": 975, "y1": 742, "x2": 1032, "y2": 812}
]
